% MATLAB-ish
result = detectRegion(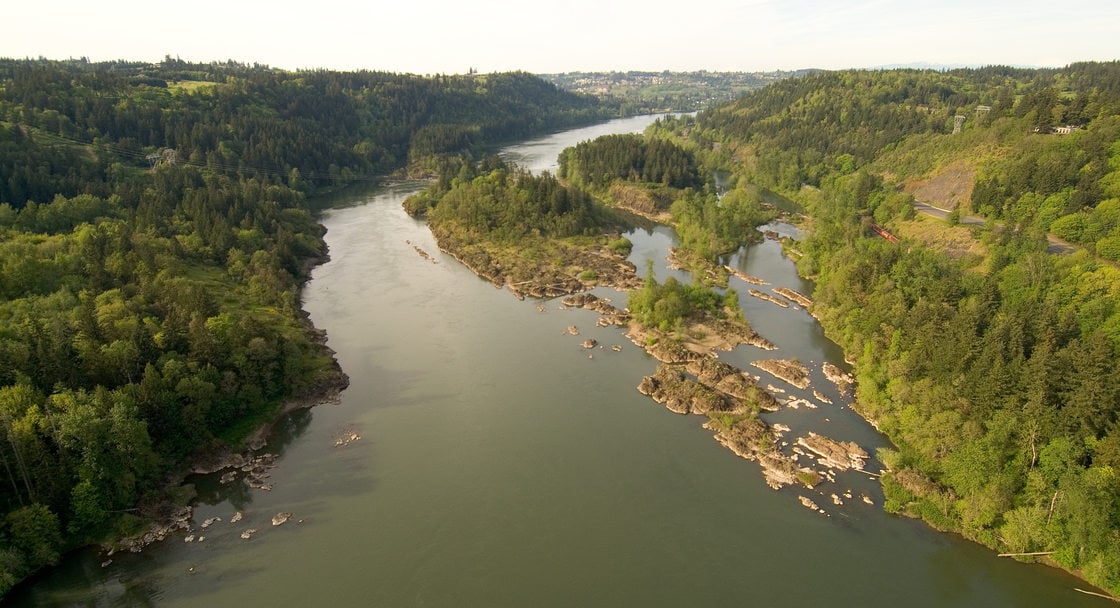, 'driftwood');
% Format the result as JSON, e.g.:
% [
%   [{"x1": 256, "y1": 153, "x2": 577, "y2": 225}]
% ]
[{"x1": 1074, "y1": 588, "x2": 1119, "y2": 602}]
